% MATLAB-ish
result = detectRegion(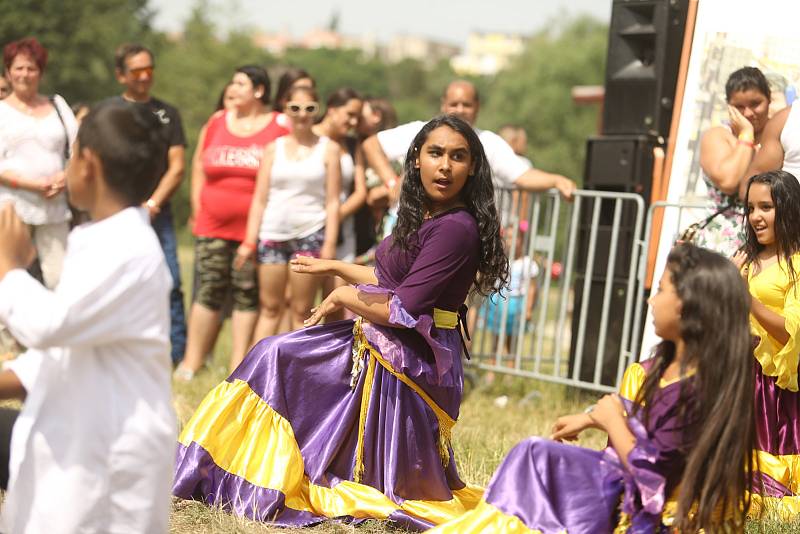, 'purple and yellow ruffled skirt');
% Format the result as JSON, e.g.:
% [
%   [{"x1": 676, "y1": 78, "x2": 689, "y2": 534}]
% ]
[
  {"x1": 751, "y1": 361, "x2": 800, "y2": 518},
  {"x1": 172, "y1": 319, "x2": 481, "y2": 530}
]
